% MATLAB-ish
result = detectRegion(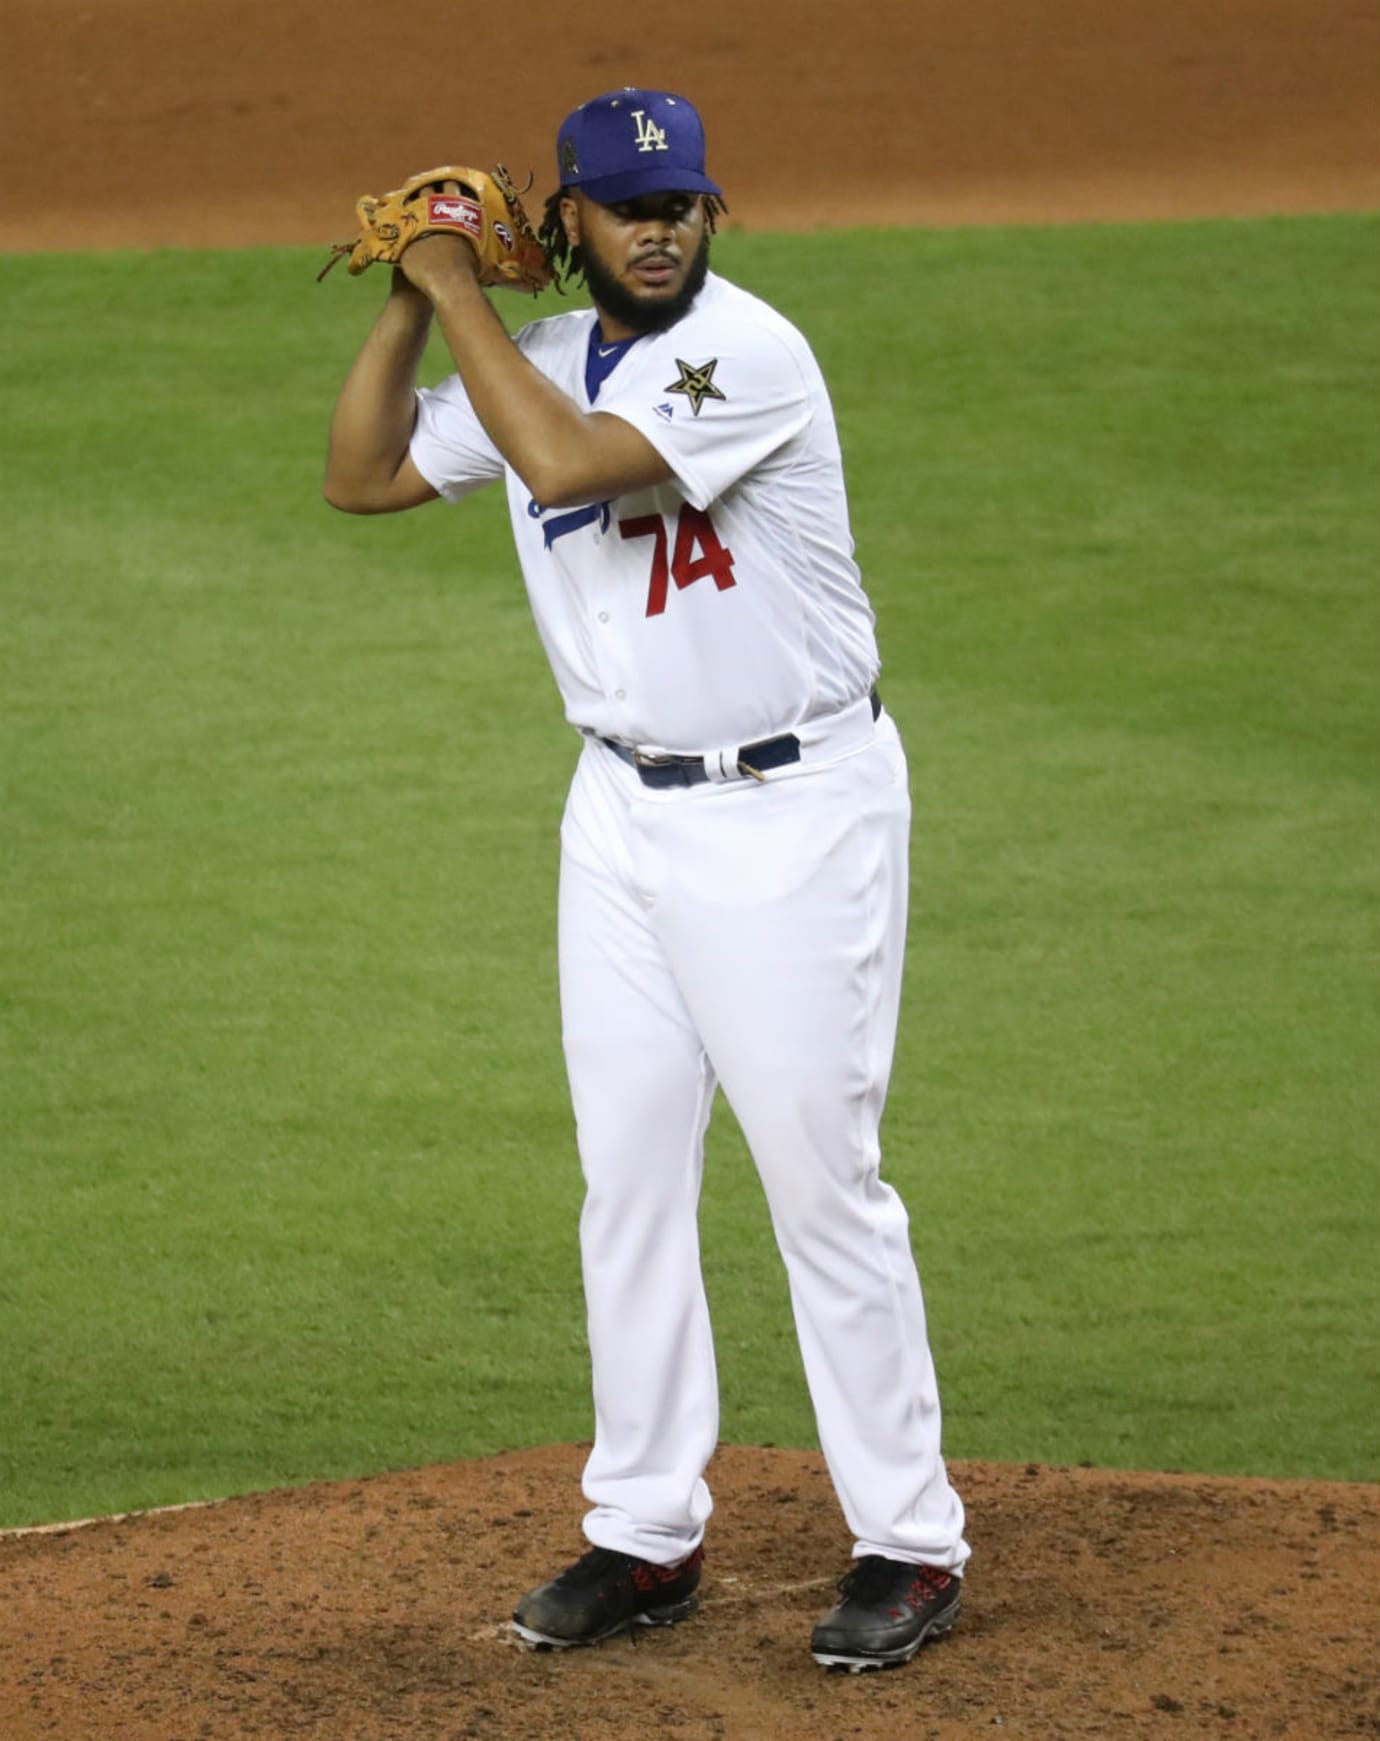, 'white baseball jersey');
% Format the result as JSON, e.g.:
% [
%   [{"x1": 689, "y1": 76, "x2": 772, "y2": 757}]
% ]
[
  {"x1": 407, "y1": 266, "x2": 969, "y2": 1576},
  {"x1": 409, "y1": 271, "x2": 880, "y2": 753}
]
